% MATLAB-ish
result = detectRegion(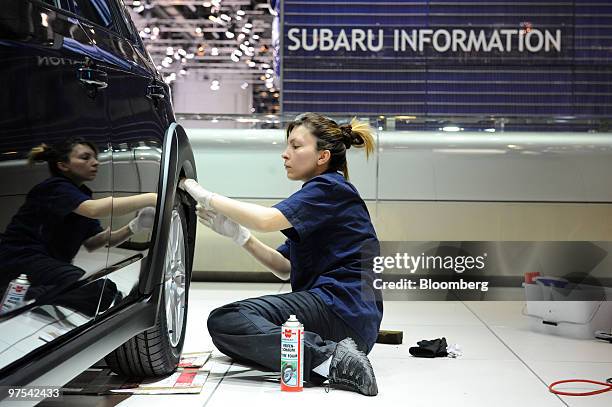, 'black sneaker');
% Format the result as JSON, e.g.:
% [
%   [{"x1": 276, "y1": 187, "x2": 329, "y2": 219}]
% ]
[{"x1": 328, "y1": 338, "x2": 378, "y2": 396}]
